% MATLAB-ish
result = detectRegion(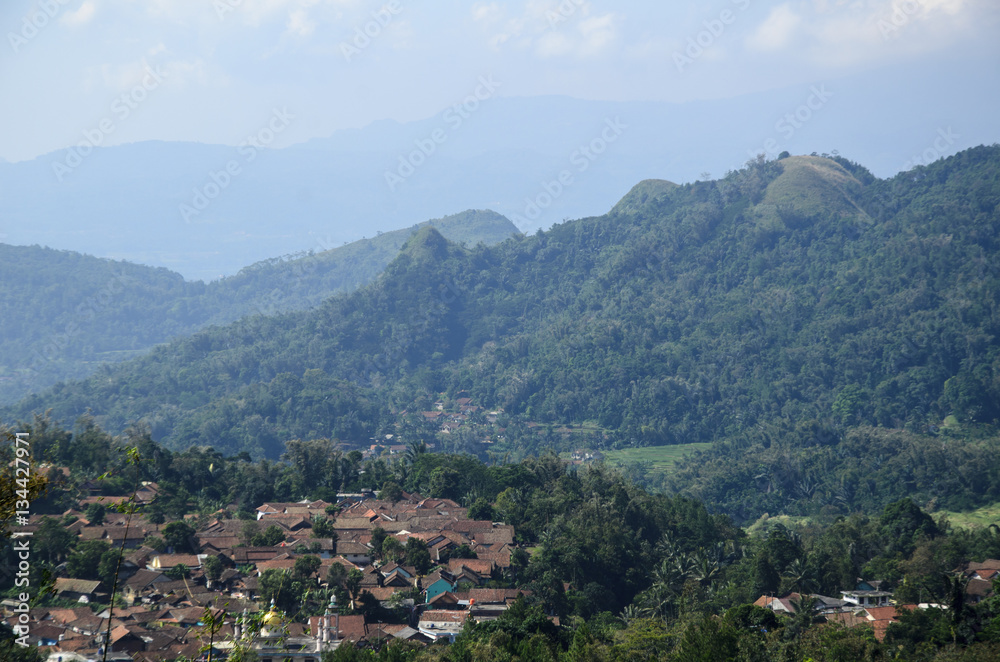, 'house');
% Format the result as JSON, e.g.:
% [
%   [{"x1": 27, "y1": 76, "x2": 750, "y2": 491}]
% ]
[
  {"x1": 335, "y1": 541, "x2": 372, "y2": 565},
  {"x1": 103, "y1": 525, "x2": 147, "y2": 550},
  {"x1": 134, "y1": 482, "x2": 161, "y2": 505},
  {"x1": 863, "y1": 604, "x2": 919, "y2": 641},
  {"x1": 417, "y1": 610, "x2": 469, "y2": 643},
  {"x1": 379, "y1": 563, "x2": 415, "y2": 580},
  {"x1": 422, "y1": 570, "x2": 456, "y2": 603},
  {"x1": 122, "y1": 569, "x2": 172, "y2": 604},
  {"x1": 753, "y1": 594, "x2": 799, "y2": 614},
  {"x1": 255, "y1": 500, "x2": 331, "y2": 521},
  {"x1": 962, "y1": 559, "x2": 999, "y2": 604},
  {"x1": 109, "y1": 624, "x2": 147, "y2": 654},
  {"x1": 446, "y1": 558, "x2": 495, "y2": 585},
  {"x1": 964, "y1": 559, "x2": 1000, "y2": 581},
  {"x1": 53, "y1": 578, "x2": 102, "y2": 603},
  {"x1": 149, "y1": 554, "x2": 205, "y2": 572},
  {"x1": 427, "y1": 591, "x2": 461, "y2": 609},
  {"x1": 841, "y1": 589, "x2": 892, "y2": 609}
]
